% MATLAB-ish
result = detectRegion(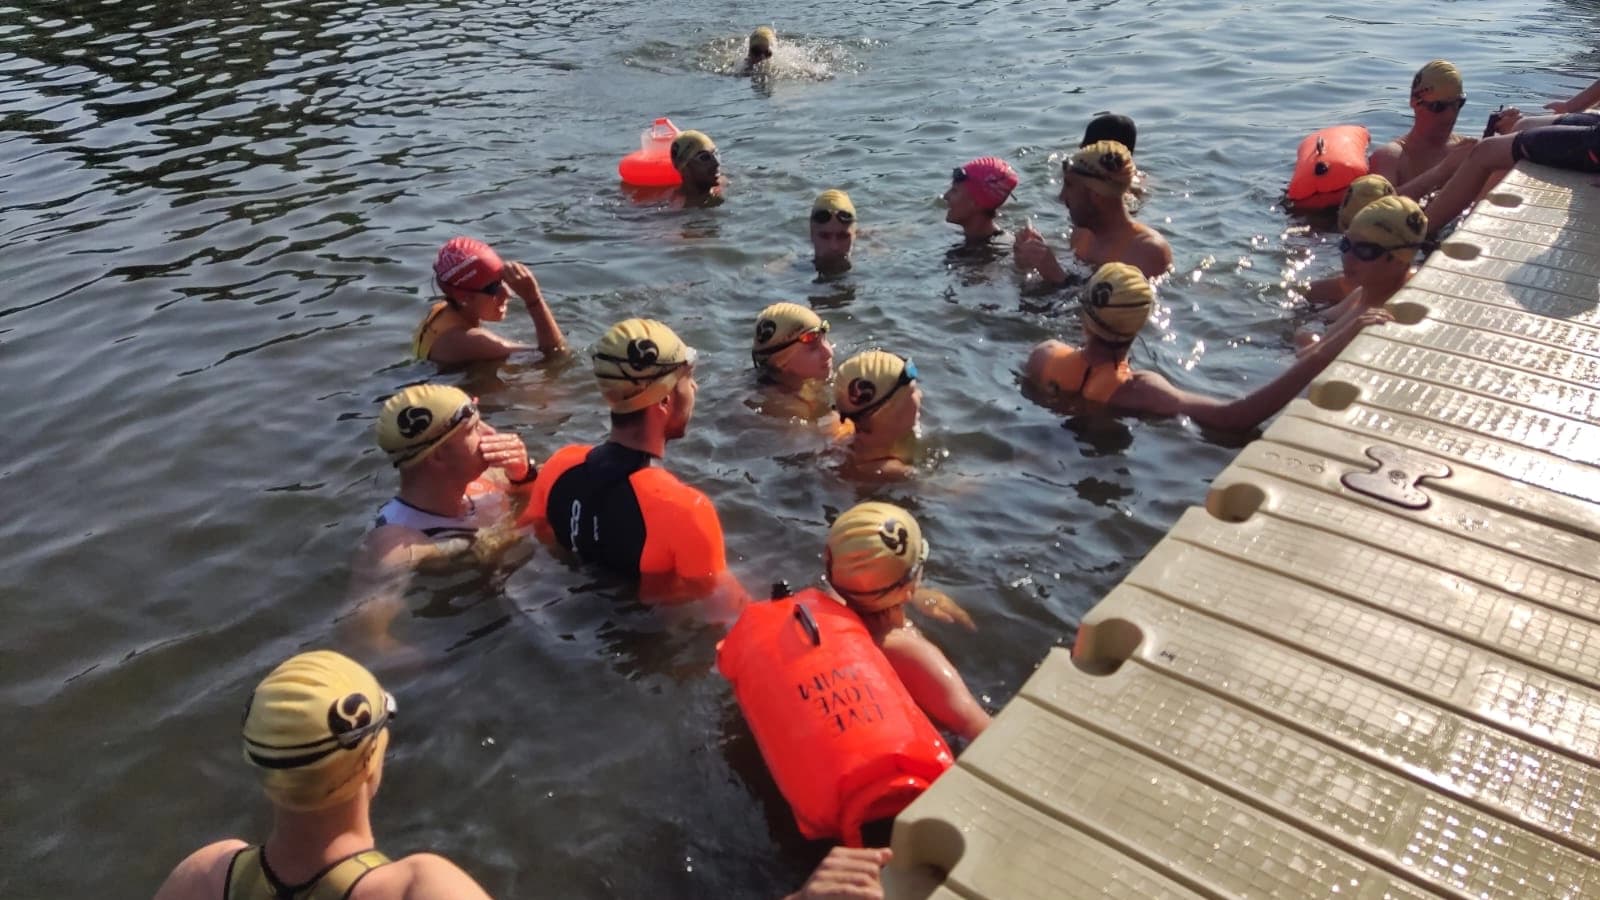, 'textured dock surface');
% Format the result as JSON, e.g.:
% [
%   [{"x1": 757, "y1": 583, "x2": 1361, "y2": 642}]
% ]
[{"x1": 886, "y1": 164, "x2": 1600, "y2": 898}]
